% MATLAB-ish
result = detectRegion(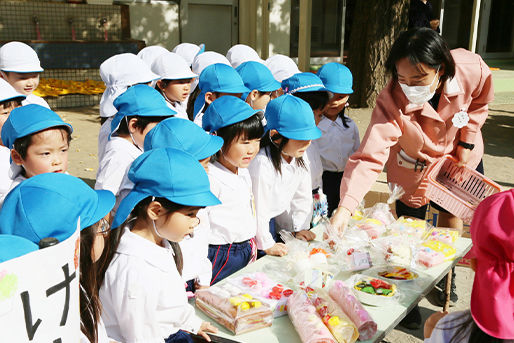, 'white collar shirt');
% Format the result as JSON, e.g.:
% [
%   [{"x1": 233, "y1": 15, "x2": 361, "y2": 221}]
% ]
[
  {"x1": 206, "y1": 161, "x2": 257, "y2": 245},
  {"x1": 248, "y1": 148, "x2": 313, "y2": 250},
  {"x1": 100, "y1": 228, "x2": 202, "y2": 343},
  {"x1": 179, "y1": 208, "x2": 212, "y2": 286},
  {"x1": 95, "y1": 137, "x2": 142, "y2": 195},
  {"x1": 303, "y1": 142, "x2": 323, "y2": 190},
  {"x1": 314, "y1": 115, "x2": 360, "y2": 172},
  {"x1": 165, "y1": 100, "x2": 189, "y2": 120},
  {"x1": 22, "y1": 93, "x2": 50, "y2": 109}
]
